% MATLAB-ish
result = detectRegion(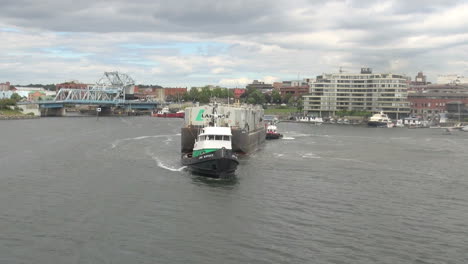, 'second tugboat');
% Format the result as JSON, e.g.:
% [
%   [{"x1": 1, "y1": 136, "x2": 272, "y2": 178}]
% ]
[
  {"x1": 182, "y1": 114, "x2": 239, "y2": 177},
  {"x1": 266, "y1": 124, "x2": 283, "y2": 139}
]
